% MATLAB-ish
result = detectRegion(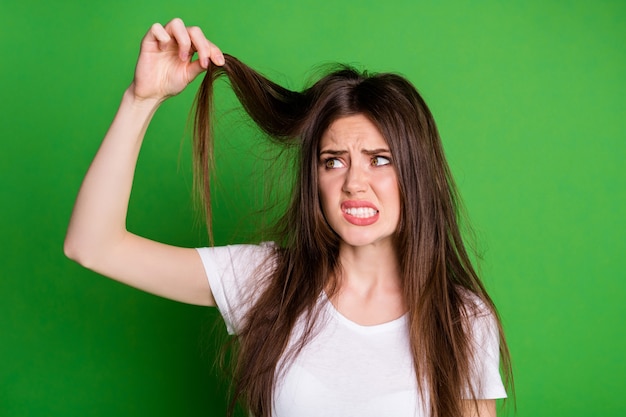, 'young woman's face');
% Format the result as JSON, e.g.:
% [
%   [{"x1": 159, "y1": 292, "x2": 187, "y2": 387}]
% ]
[{"x1": 317, "y1": 114, "x2": 401, "y2": 250}]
